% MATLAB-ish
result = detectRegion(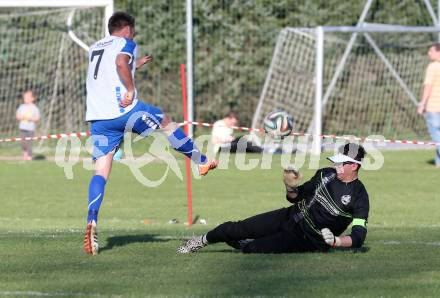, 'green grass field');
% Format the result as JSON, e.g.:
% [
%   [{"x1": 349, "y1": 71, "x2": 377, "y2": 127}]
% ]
[{"x1": 1, "y1": 149, "x2": 440, "y2": 297}]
